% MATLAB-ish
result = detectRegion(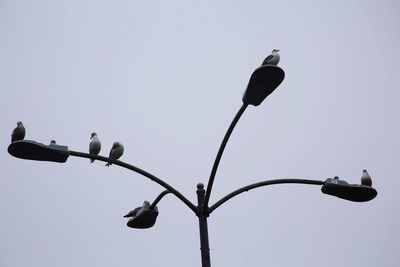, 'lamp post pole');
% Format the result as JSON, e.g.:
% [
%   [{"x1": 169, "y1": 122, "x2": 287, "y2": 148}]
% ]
[
  {"x1": 7, "y1": 63, "x2": 378, "y2": 267},
  {"x1": 197, "y1": 183, "x2": 211, "y2": 267}
]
